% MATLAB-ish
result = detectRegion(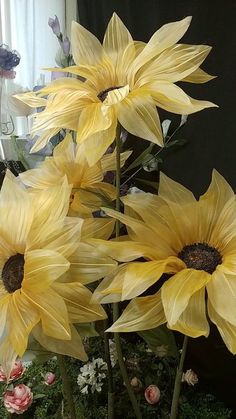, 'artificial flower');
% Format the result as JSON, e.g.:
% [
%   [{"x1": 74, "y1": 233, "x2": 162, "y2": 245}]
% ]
[
  {"x1": 0, "y1": 361, "x2": 25, "y2": 382},
  {"x1": 4, "y1": 384, "x2": 33, "y2": 415},
  {"x1": 44, "y1": 372, "x2": 56, "y2": 386},
  {"x1": 0, "y1": 172, "x2": 116, "y2": 376},
  {"x1": 19, "y1": 133, "x2": 131, "y2": 218},
  {"x1": 92, "y1": 170, "x2": 236, "y2": 354},
  {"x1": 144, "y1": 385, "x2": 161, "y2": 404},
  {"x1": 182, "y1": 369, "x2": 198, "y2": 386},
  {"x1": 16, "y1": 14, "x2": 216, "y2": 164}
]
